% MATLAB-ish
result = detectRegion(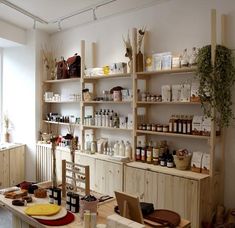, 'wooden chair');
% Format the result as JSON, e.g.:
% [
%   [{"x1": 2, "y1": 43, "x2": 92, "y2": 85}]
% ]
[{"x1": 61, "y1": 159, "x2": 90, "y2": 197}]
